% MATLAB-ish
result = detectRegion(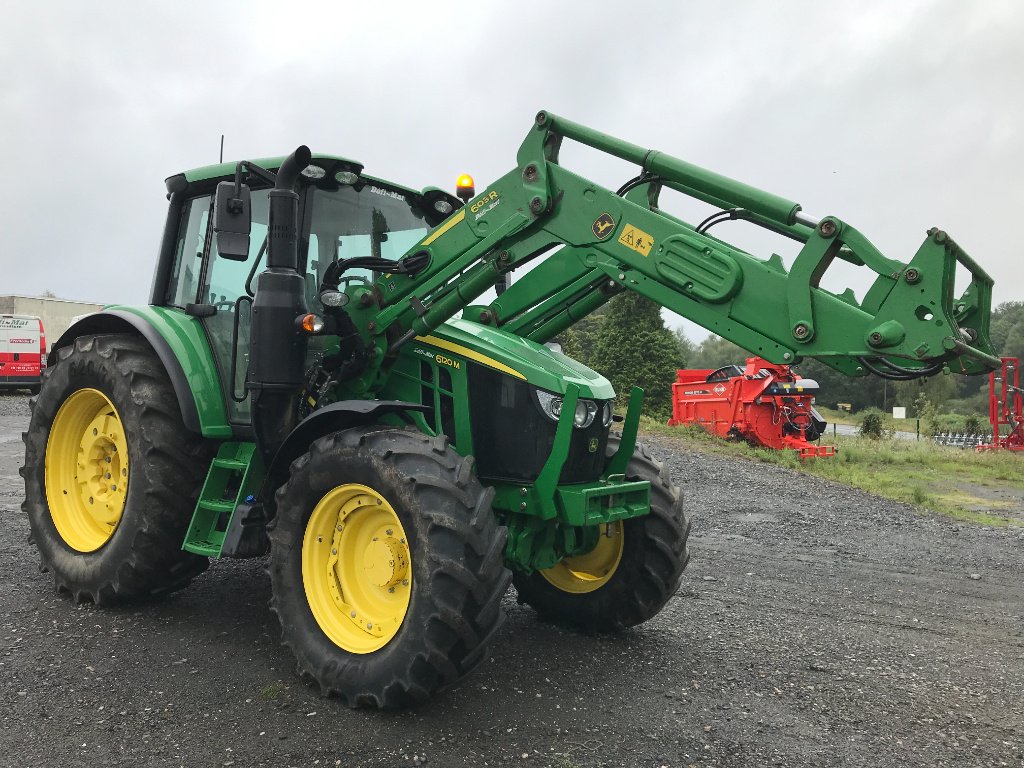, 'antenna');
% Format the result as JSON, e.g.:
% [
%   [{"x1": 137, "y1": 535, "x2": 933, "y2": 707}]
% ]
[{"x1": 220, "y1": 134, "x2": 225, "y2": 163}]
